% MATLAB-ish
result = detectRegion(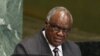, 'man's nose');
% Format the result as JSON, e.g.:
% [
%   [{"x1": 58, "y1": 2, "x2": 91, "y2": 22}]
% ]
[{"x1": 57, "y1": 30, "x2": 64, "y2": 37}]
